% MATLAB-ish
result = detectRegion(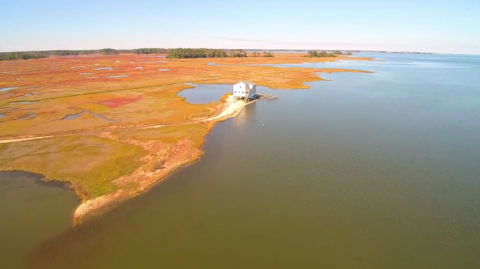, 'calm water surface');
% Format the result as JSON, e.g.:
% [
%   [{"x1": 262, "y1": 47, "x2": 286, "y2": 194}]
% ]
[
  {"x1": 3, "y1": 53, "x2": 480, "y2": 269},
  {"x1": 178, "y1": 84, "x2": 231, "y2": 104},
  {"x1": 0, "y1": 172, "x2": 79, "y2": 269}
]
